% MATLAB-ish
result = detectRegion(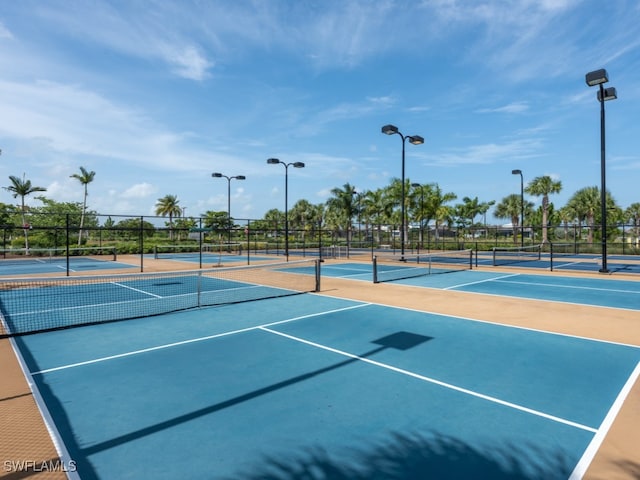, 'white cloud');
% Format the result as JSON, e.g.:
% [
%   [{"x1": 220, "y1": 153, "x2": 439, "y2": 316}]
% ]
[
  {"x1": 121, "y1": 183, "x2": 157, "y2": 199},
  {"x1": 0, "y1": 21, "x2": 13, "y2": 39},
  {"x1": 164, "y1": 44, "x2": 213, "y2": 81},
  {"x1": 424, "y1": 139, "x2": 543, "y2": 166},
  {"x1": 477, "y1": 102, "x2": 530, "y2": 114}
]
